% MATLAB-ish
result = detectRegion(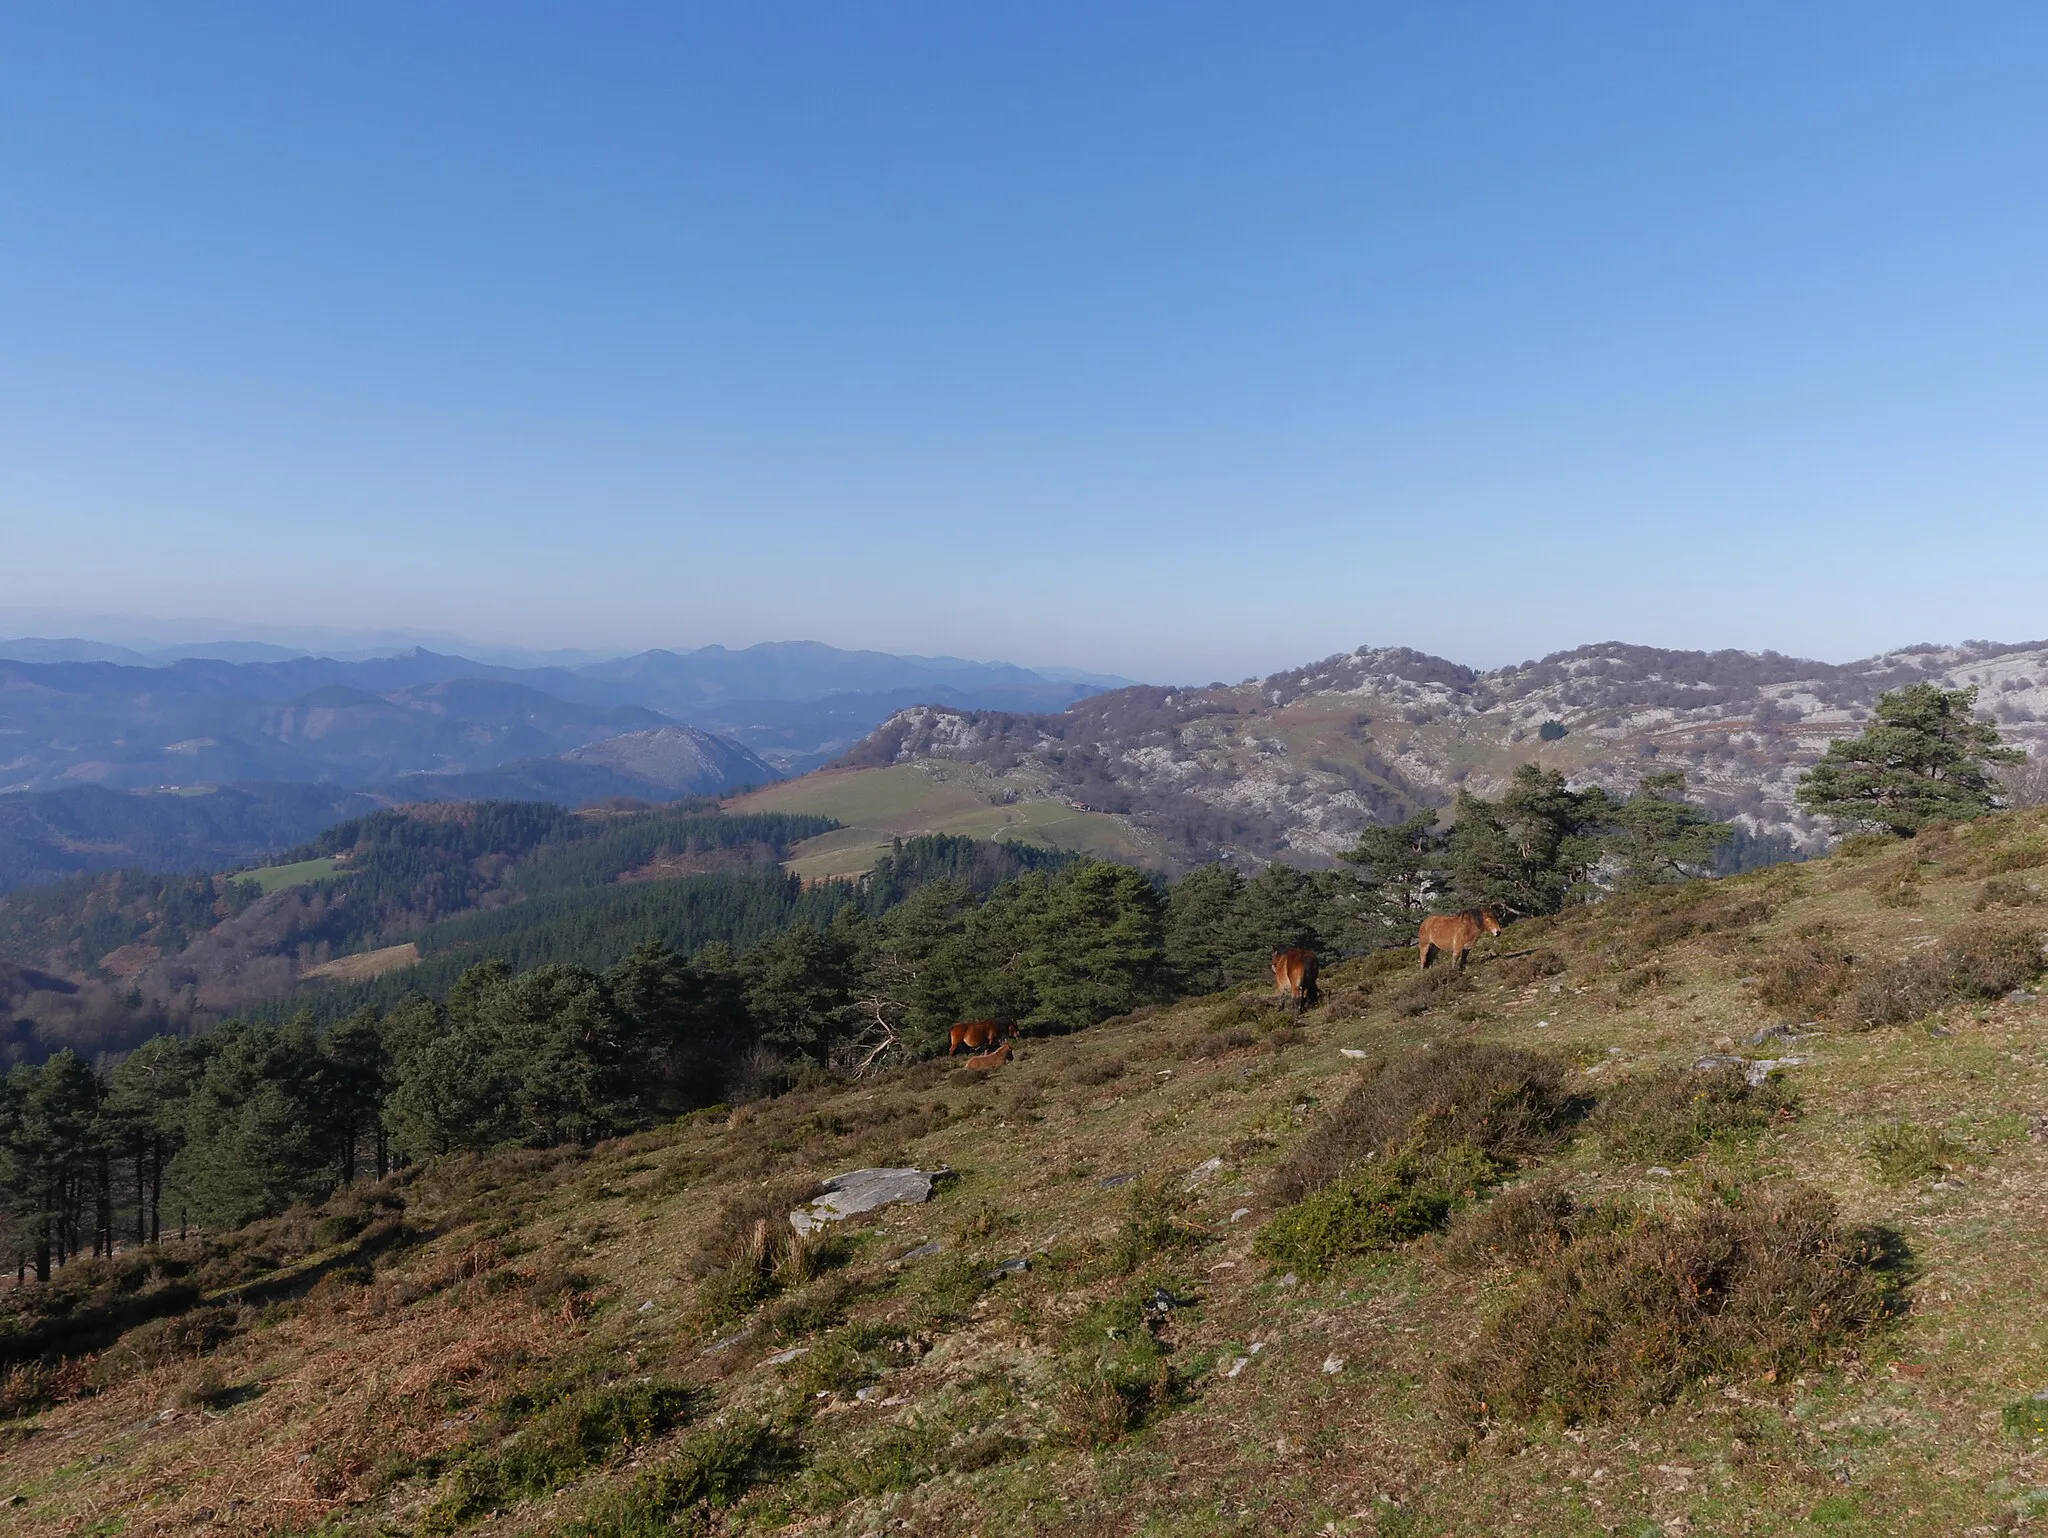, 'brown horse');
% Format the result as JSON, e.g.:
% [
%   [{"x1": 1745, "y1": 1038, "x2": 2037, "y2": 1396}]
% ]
[
  {"x1": 1417, "y1": 907, "x2": 1503, "y2": 971},
  {"x1": 1272, "y1": 947, "x2": 1319, "y2": 1010},
  {"x1": 963, "y1": 1043, "x2": 1013, "y2": 1070},
  {"x1": 948, "y1": 1020, "x2": 1015, "y2": 1056}
]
